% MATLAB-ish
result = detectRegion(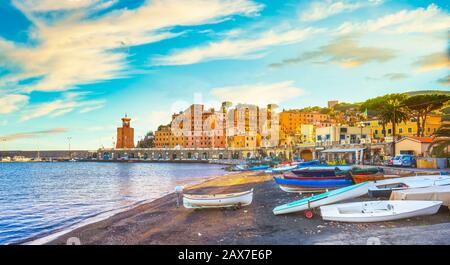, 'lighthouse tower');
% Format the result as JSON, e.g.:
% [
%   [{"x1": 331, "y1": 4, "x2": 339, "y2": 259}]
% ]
[{"x1": 116, "y1": 114, "x2": 135, "y2": 148}]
